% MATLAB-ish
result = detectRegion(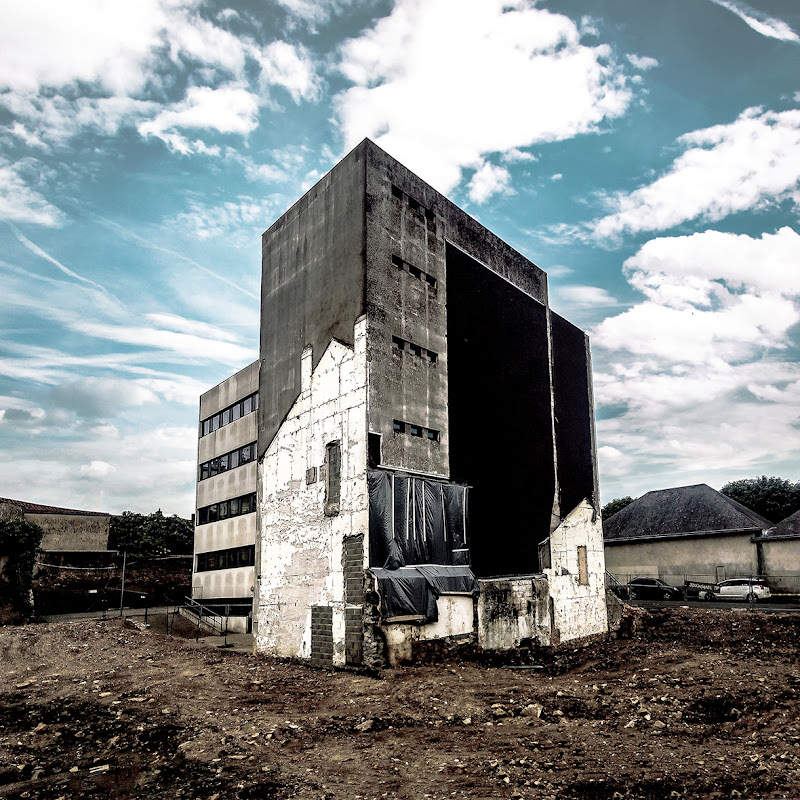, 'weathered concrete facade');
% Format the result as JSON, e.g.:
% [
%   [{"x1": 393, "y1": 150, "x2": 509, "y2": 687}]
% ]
[{"x1": 197, "y1": 139, "x2": 606, "y2": 663}]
